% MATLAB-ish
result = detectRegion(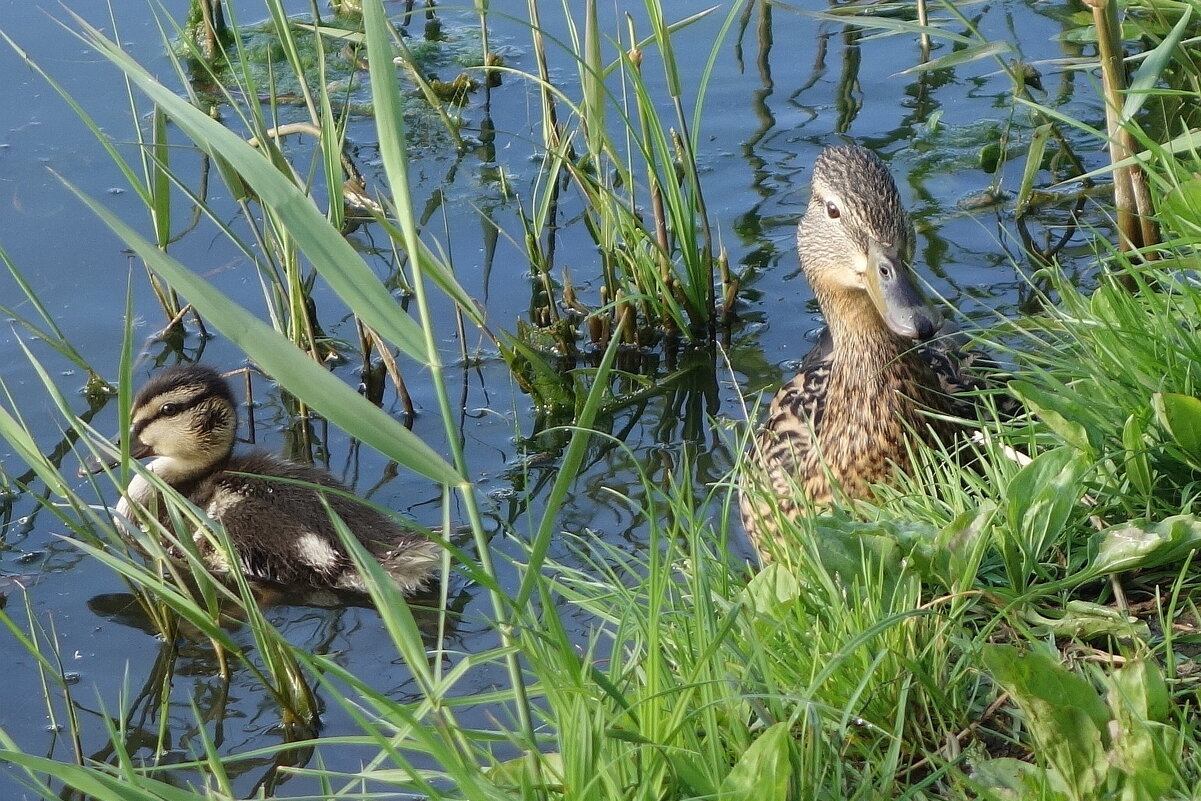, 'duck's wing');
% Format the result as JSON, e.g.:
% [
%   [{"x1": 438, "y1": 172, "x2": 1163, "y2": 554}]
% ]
[
  {"x1": 919, "y1": 339, "x2": 1023, "y2": 421},
  {"x1": 197, "y1": 459, "x2": 357, "y2": 587},
  {"x1": 764, "y1": 361, "x2": 828, "y2": 435},
  {"x1": 741, "y1": 360, "x2": 831, "y2": 546},
  {"x1": 799, "y1": 327, "x2": 834, "y2": 373},
  {"x1": 202, "y1": 491, "x2": 355, "y2": 586},
  {"x1": 749, "y1": 359, "x2": 830, "y2": 501}
]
